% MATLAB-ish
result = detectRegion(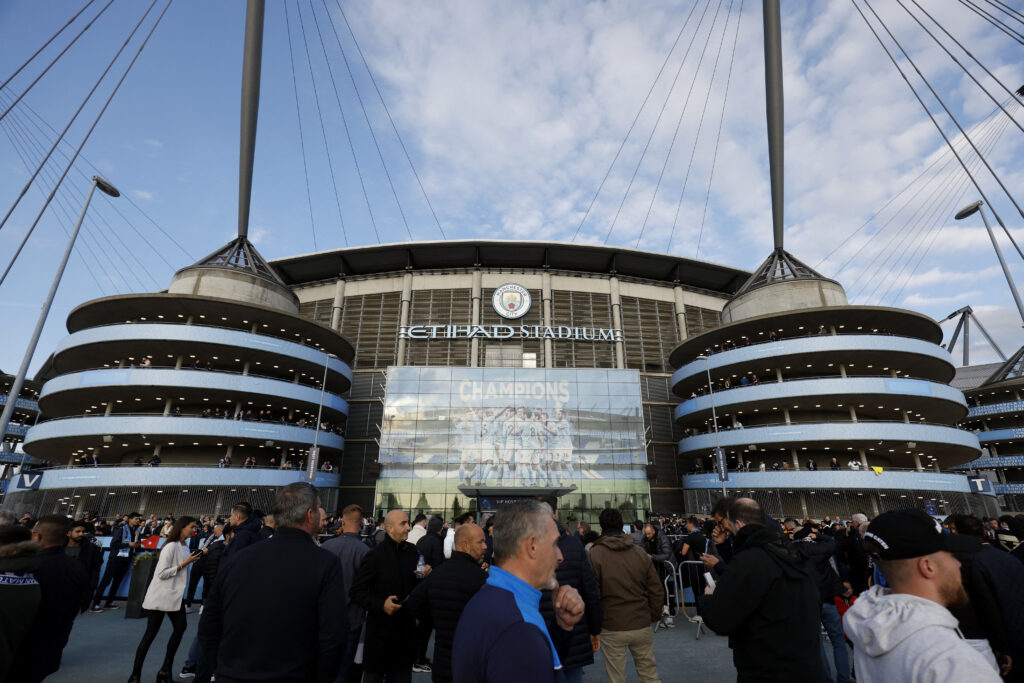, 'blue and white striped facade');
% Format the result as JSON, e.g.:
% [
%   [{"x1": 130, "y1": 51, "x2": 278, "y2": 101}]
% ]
[
  {"x1": 669, "y1": 305, "x2": 997, "y2": 519},
  {"x1": 3, "y1": 292, "x2": 354, "y2": 518}
]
